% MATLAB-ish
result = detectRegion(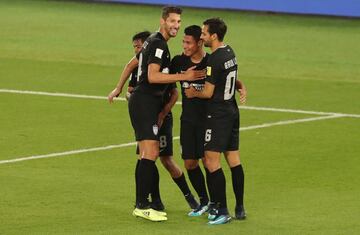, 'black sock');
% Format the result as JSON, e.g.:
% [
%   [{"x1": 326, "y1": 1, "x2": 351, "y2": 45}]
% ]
[
  {"x1": 151, "y1": 163, "x2": 161, "y2": 202},
  {"x1": 135, "y1": 159, "x2": 140, "y2": 206},
  {"x1": 187, "y1": 166, "x2": 209, "y2": 205},
  {"x1": 231, "y1": 164, "x2": 244, "y2": 207},
  {"x1": 137, "y1": 158, "x2": 155, "y2": 208},
  {"x1": 209, "y1": 168, "x2": 227, "y2": 209},
  {"x1": 205, "y1": 167, "x2": 214, "y2": 203},
  {"x1": 173, "y1": 173, "x2": 191, "y2": 196}
]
